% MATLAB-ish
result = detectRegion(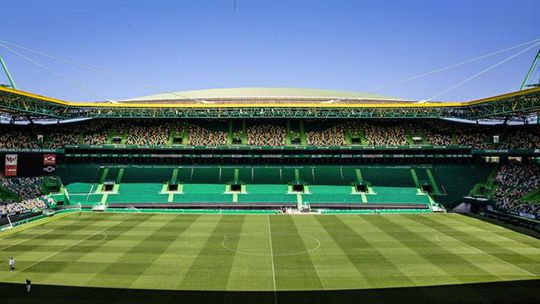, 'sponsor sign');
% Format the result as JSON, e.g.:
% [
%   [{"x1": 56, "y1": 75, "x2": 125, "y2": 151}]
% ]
[
  {"x1": 43, "y1": 166, "x2": 56, "y2": 174},
  {"x1": 43, "y1": 154, "x2": 57, "y2": 175},
  {"x1": 43, "y1": 154, "x2": 56, "y2": 165},
  {"x1": 4, "y1": 154, "x2": 17, "y2": 177}
]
